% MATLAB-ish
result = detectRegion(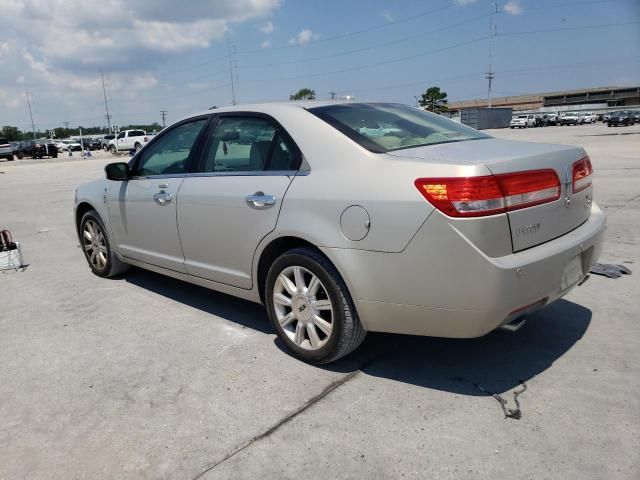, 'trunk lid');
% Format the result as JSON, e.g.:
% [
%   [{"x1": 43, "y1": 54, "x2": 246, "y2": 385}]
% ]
[{"x1": 389, "y1": 138, "x2": 592, "y2": 252}]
